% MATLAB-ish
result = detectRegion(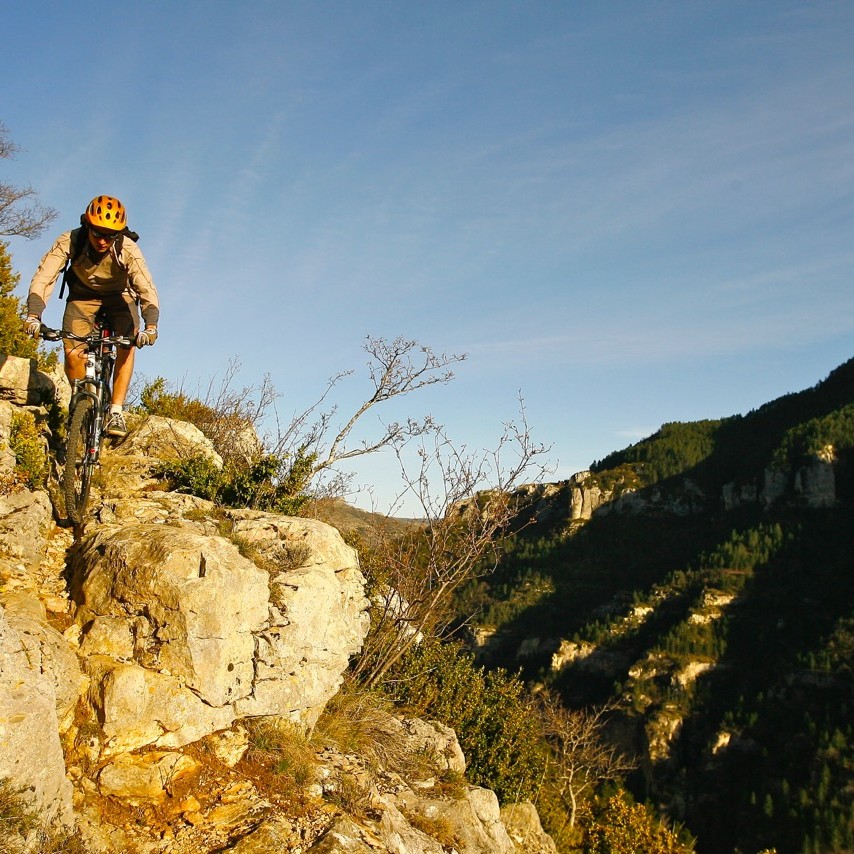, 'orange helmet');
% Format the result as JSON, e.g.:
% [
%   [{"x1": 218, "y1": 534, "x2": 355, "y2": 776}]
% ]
[{"x1": 83, "y1": 195, "x2": 127, "y2": 231}]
